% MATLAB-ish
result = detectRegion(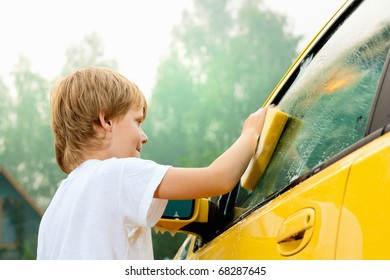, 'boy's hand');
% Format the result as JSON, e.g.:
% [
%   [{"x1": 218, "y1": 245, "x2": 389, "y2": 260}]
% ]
[{"x1": 241, "y1": 106, "x2": 270, "y2": 147}]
